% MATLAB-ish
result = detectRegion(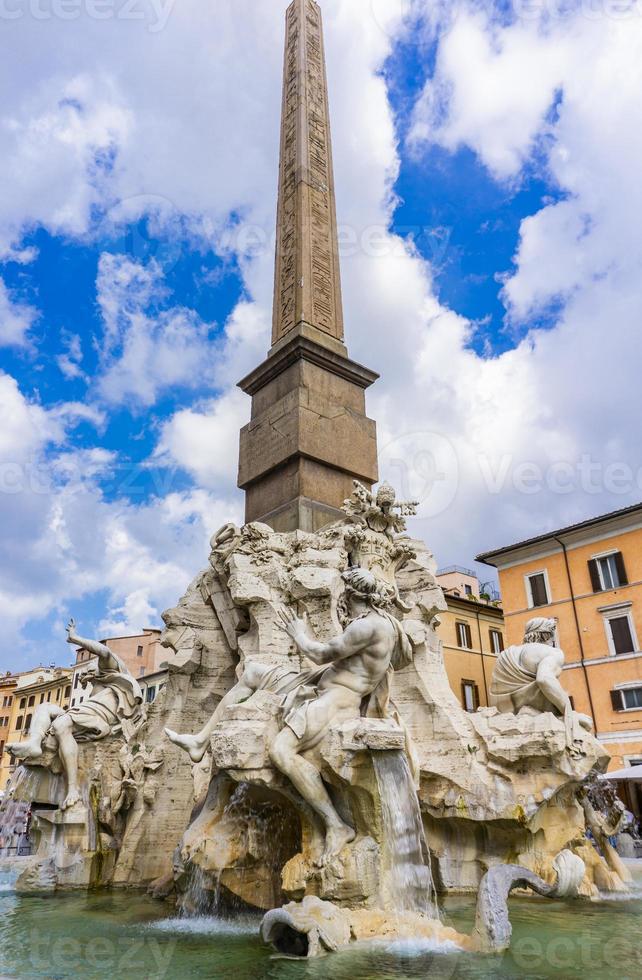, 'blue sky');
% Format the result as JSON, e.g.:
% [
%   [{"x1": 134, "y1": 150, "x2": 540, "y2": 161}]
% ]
[{"x1": 1, "y1": 0, "x2": 641, "y2": 669}]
